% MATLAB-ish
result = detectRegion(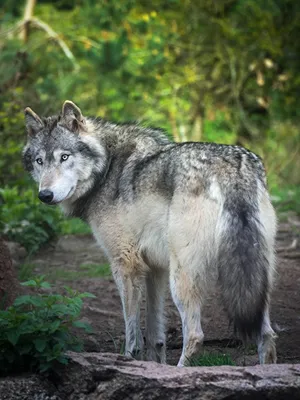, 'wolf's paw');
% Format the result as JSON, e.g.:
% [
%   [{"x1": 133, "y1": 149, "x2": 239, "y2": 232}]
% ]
[
  {"x1": 146, "y1": 340, "x2": 166, "y2": 363},
  {"x1": 126, "y1": 347, "x2": 143, "y2": 360}
]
